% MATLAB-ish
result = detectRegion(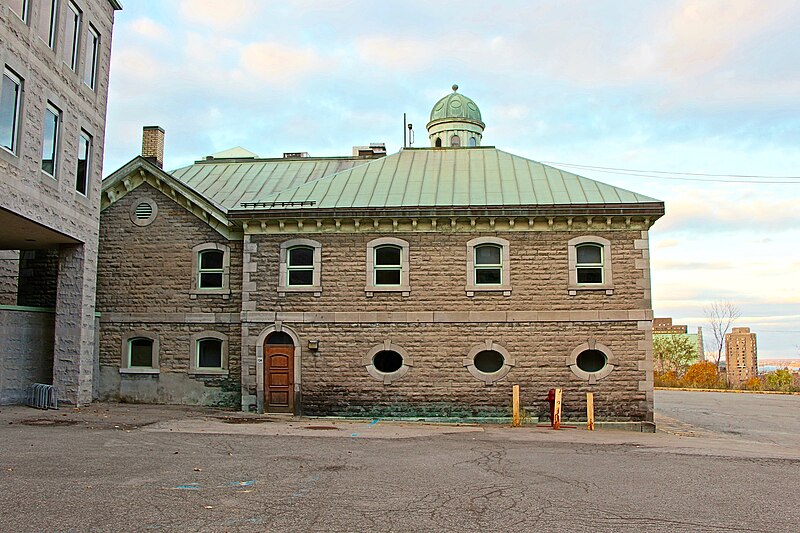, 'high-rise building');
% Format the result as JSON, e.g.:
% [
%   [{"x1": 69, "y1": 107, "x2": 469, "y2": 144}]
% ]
[
  {"x1": 725, "y1": 327, "x2": 758, "y2": 386},
  {"x1": 0, "y1": 0, "x2": 122, "y2": 405}
]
